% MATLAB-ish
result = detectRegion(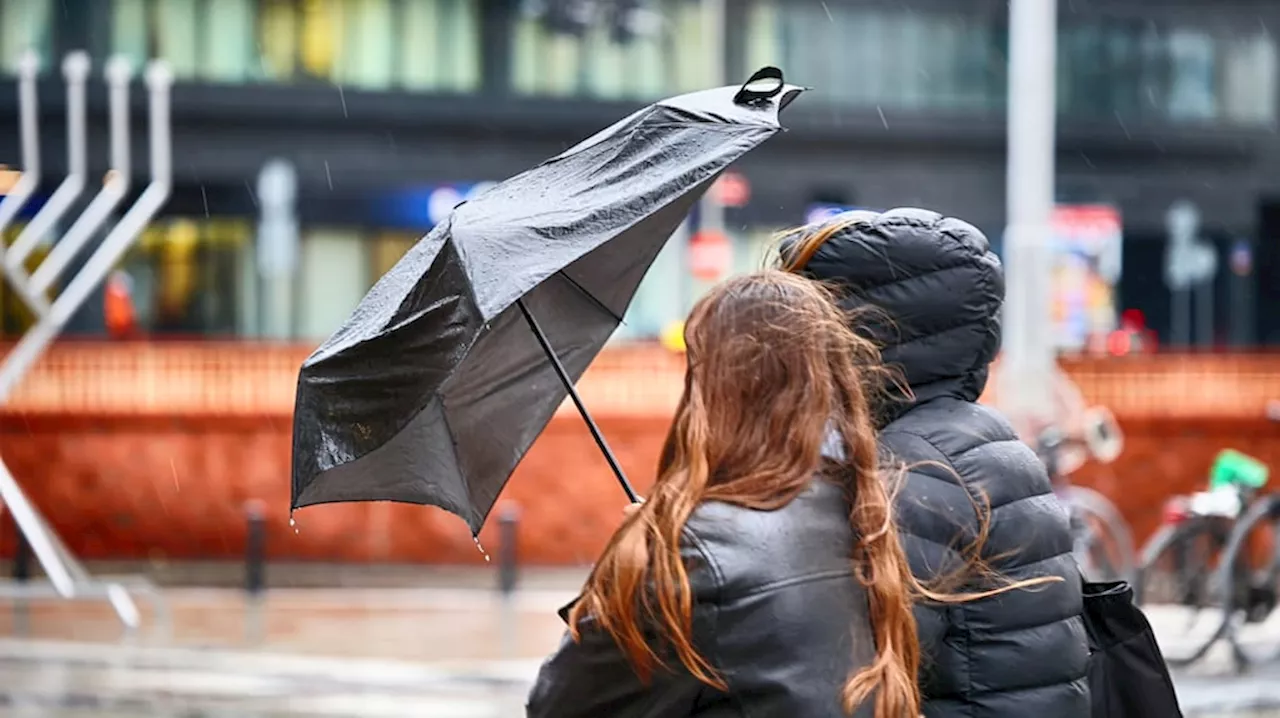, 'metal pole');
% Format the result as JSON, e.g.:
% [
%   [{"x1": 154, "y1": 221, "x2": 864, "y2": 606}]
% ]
[
  {"x1": 244, "y1": 500, "x2": 267, "y2": 645},
  {"x1": 4, "y1": 51, "x2": 92, "y2": 317},
  {"x1": 515, "y1": 298, "x2": 639, "y2": 503},
  {"x1": 0, "y1": 51, "x2": 40, "y2": 239},
  {"x1": 1171, "y1": 288, "x2": 1190, "y2": 347},
  {"x1": 1196, "y1": 277, "x2": 1214, "y2": 348},
  {"x1": 697, "y1": 0, "x2": 727, "y2": 242},
  {"x1": 1000, "y1": 0, "x2": 1059, "y2": 424}
]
